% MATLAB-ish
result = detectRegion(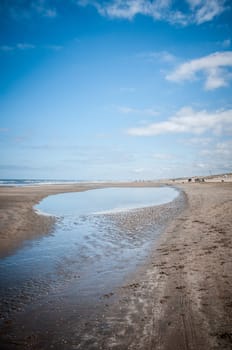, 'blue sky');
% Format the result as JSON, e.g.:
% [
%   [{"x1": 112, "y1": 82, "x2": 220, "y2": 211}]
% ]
[{"x1": 1, "y1": 0, "x2": 232, "y2": 180}]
